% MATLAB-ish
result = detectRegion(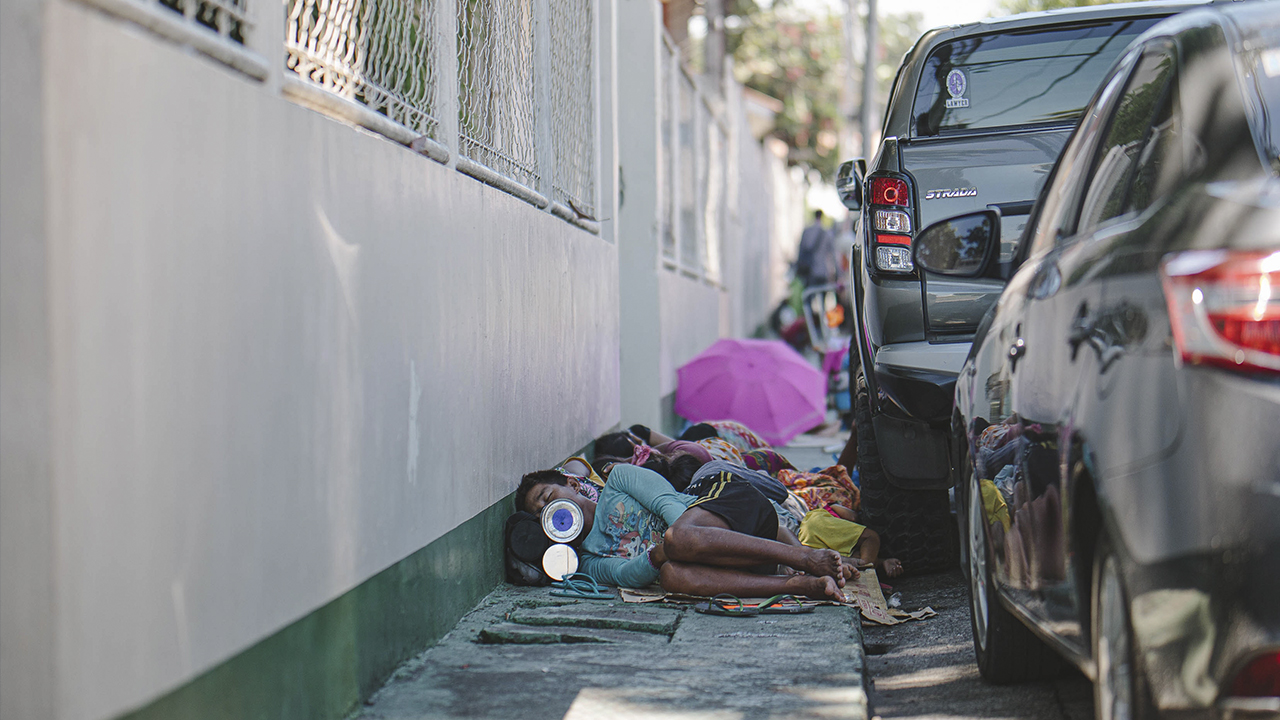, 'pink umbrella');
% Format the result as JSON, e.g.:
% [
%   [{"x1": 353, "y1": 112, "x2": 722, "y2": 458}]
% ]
[{"x1": 675, "y1": 337, "x2": 826, "y2": 446}]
